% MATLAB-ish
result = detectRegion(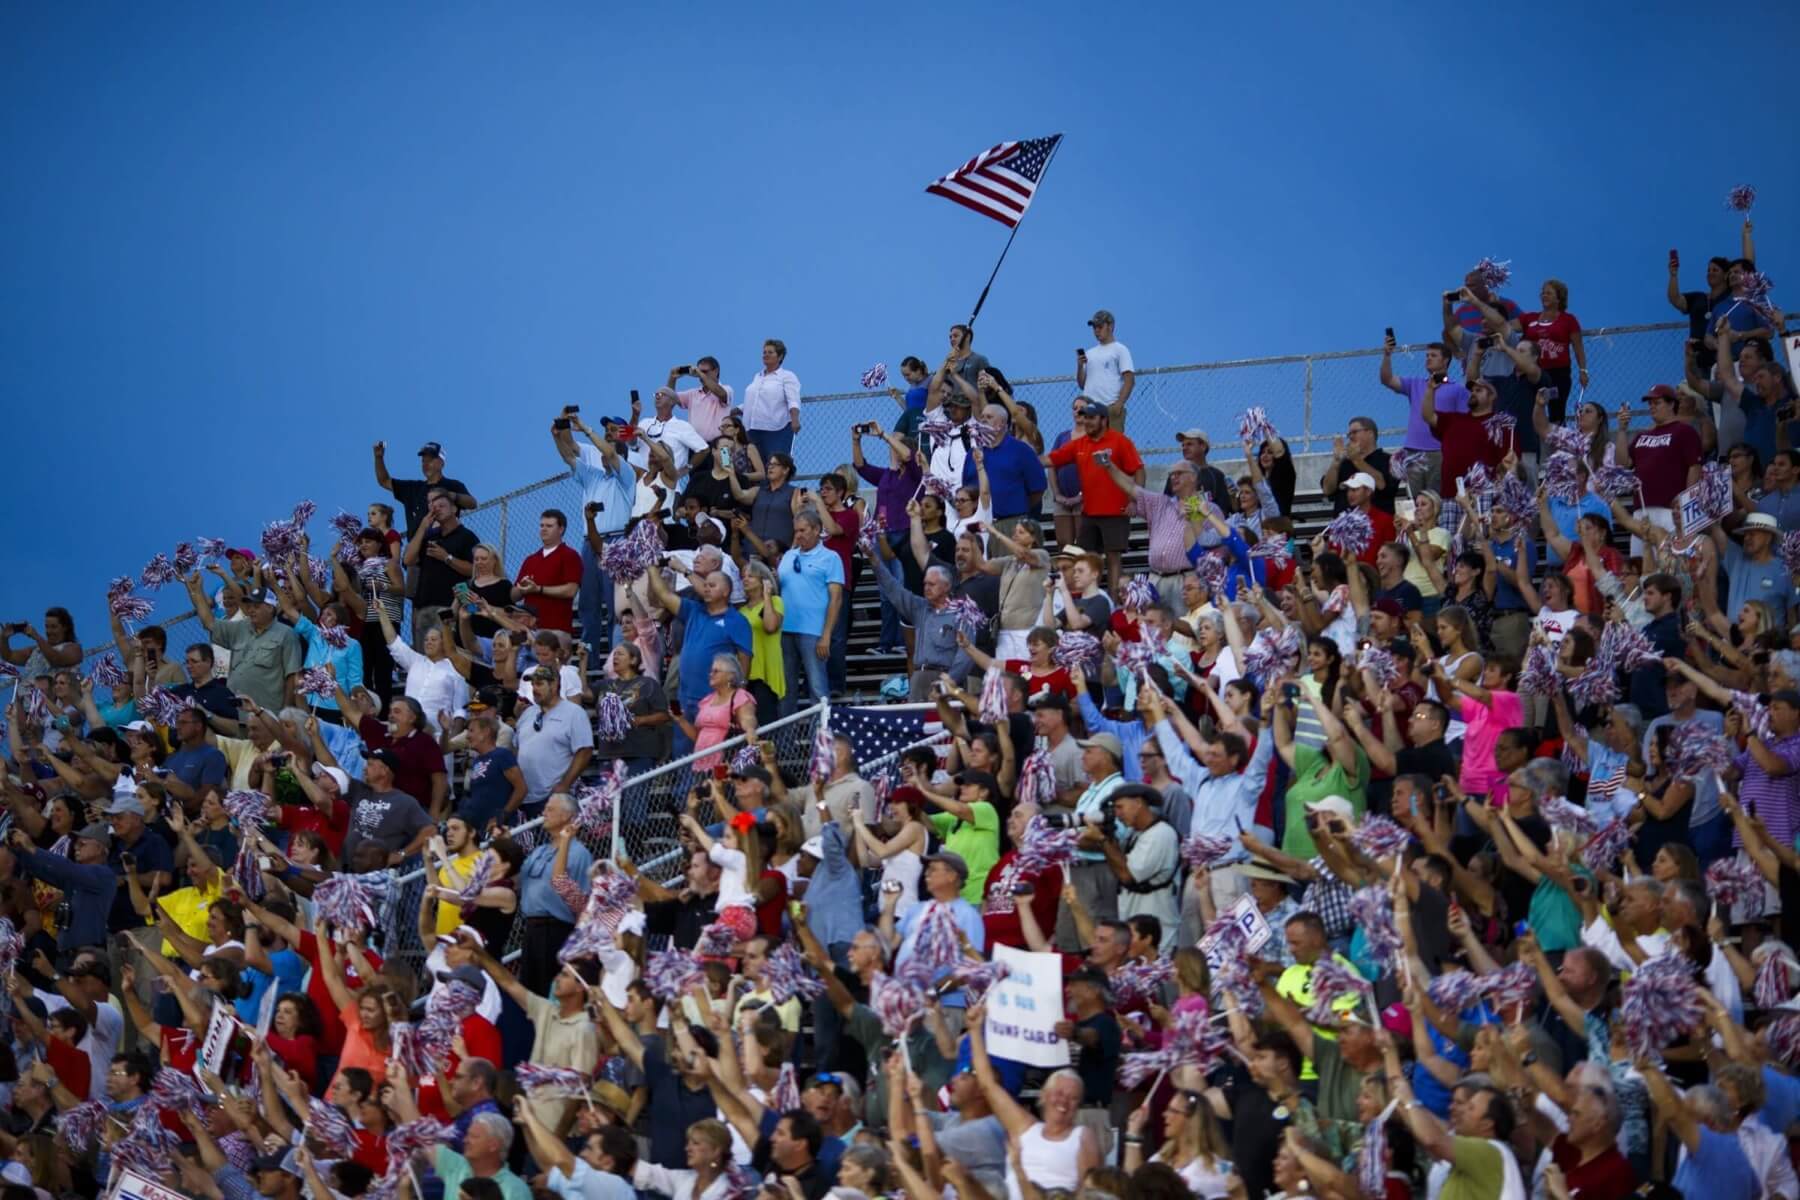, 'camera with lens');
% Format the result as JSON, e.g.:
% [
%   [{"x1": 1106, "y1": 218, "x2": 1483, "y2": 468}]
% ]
[{"x1": 1042, "y1": 799, "x2": 1114, "y2": 831}]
